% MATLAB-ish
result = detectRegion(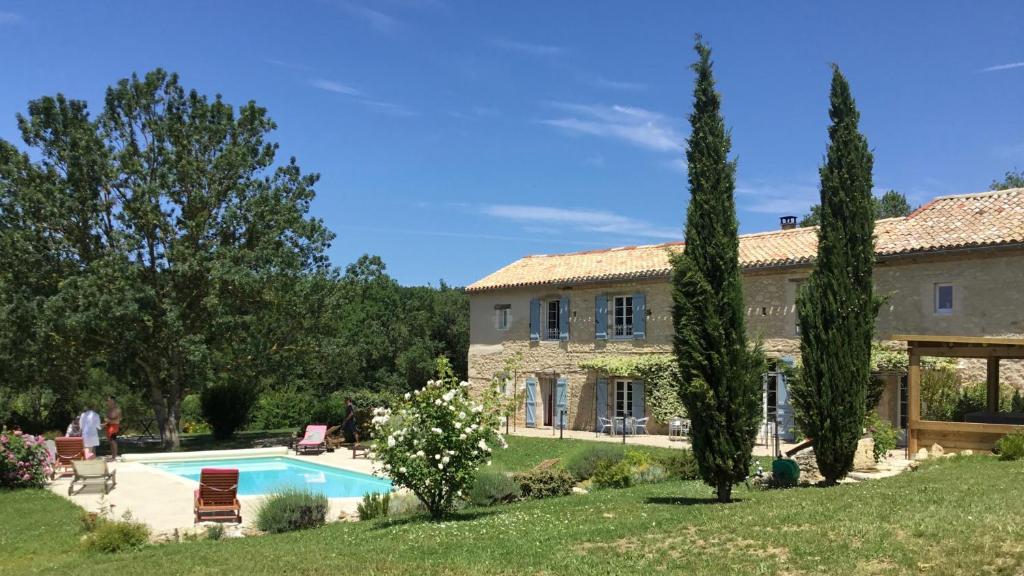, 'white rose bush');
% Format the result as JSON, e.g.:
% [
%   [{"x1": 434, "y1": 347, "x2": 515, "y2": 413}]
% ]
[{"x1": 372, "y1": 376, "x2": 505, "y2": 519}]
